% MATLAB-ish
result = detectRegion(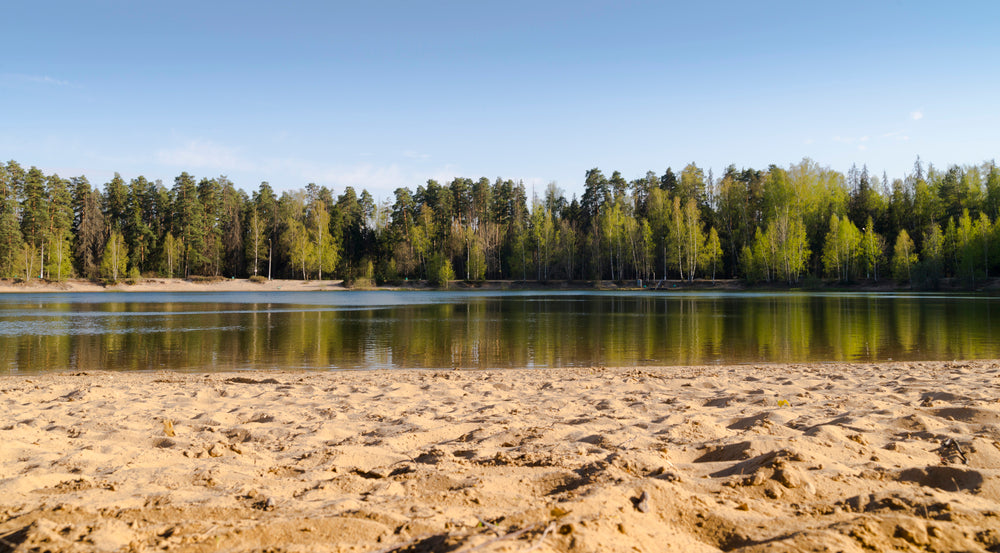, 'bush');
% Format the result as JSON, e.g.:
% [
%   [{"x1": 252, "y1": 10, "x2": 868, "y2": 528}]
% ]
[
  {"x1": 427, "y1": 253, "x2": 455, "y2": 288},
  {"x1": 187, "y1": 275, "x2": 225, "y2": 283},
  {"x1": 248, "y1": 275, "x2": 268, "y2": 284}
]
